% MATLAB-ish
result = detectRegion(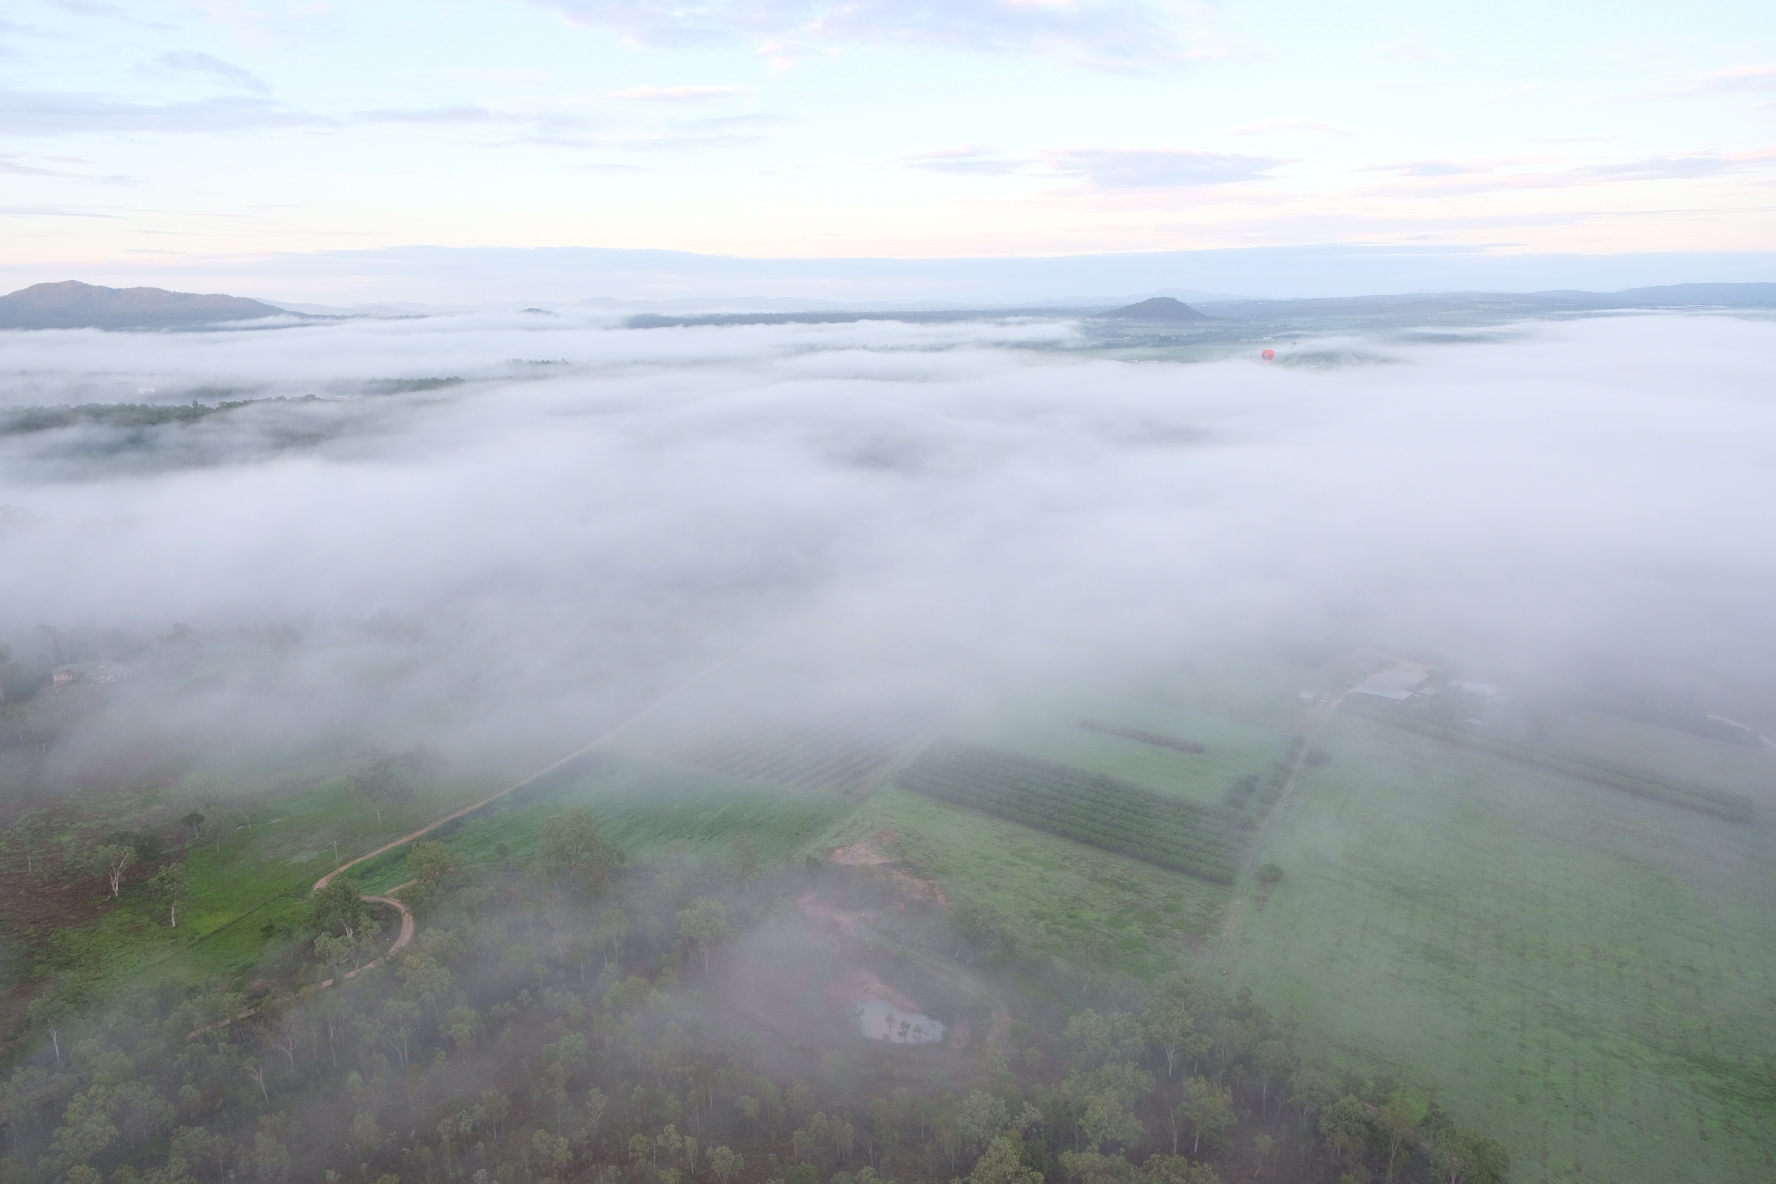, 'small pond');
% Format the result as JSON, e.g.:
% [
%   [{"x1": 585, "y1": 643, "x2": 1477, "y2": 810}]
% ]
[{"x1": 852, "y1": 999, "x2": 946, "y2": 1044}]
